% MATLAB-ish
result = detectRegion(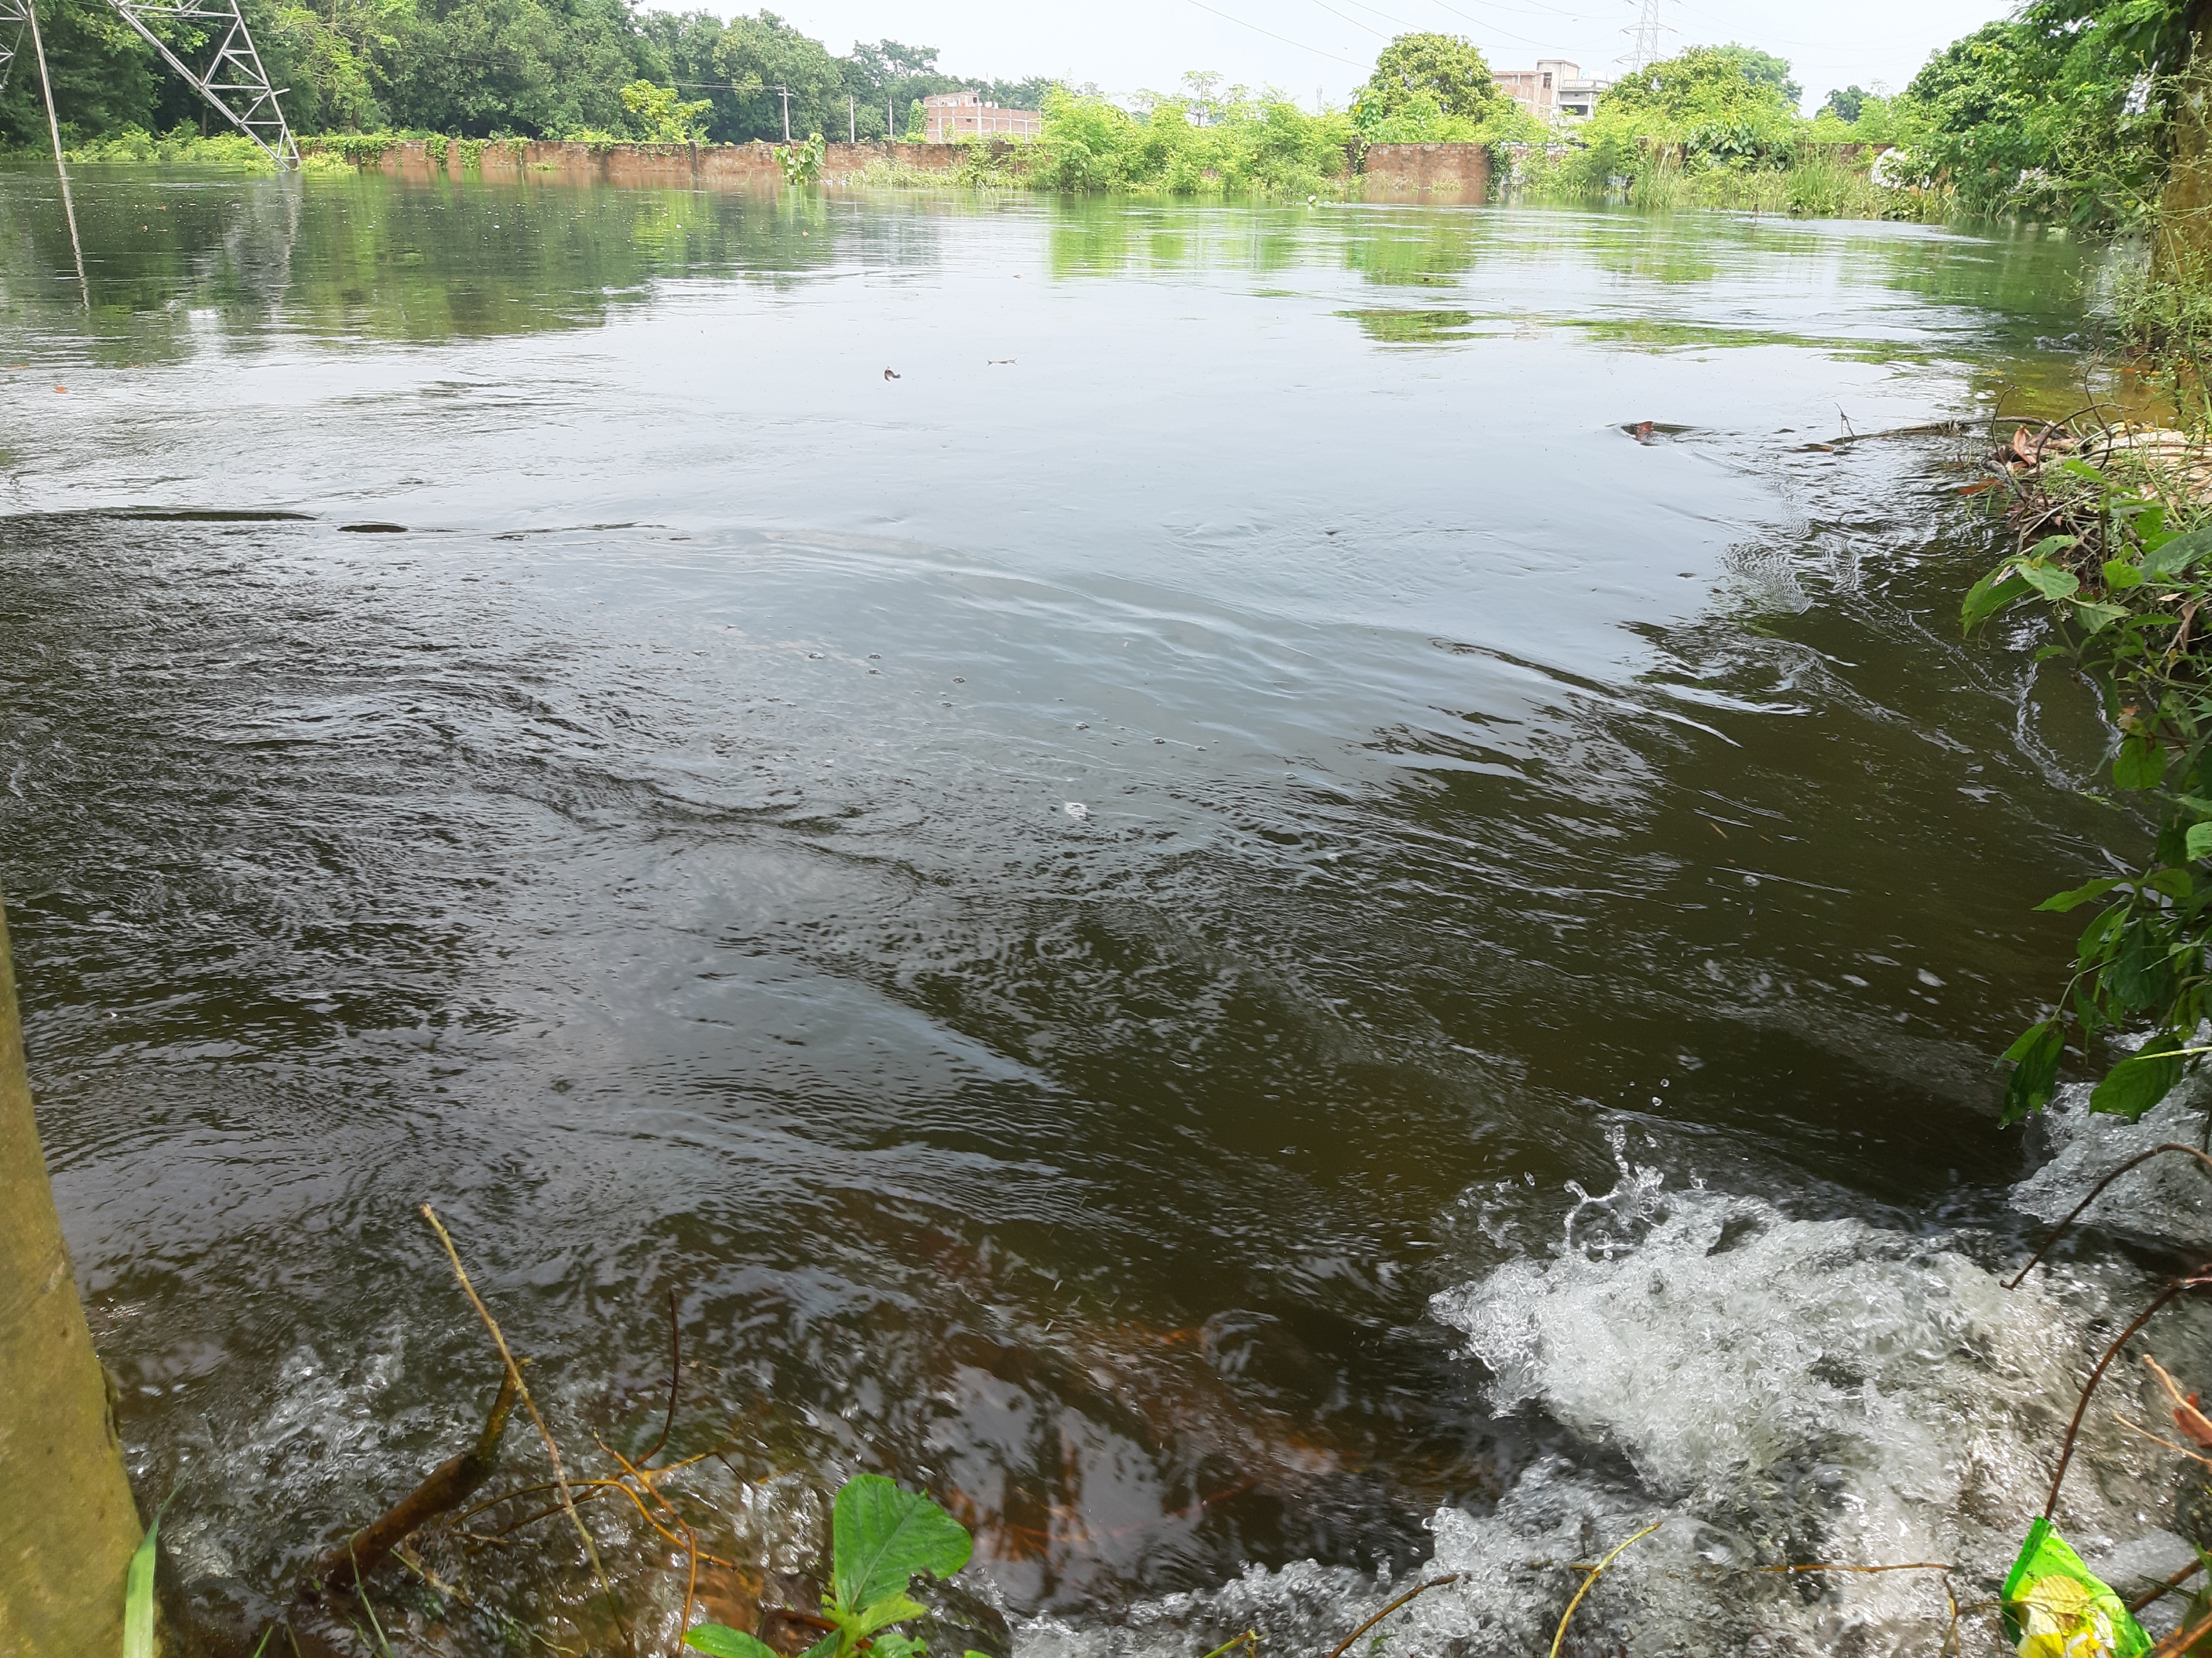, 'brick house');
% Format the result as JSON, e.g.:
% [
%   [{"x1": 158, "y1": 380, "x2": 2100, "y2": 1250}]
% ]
[{"x1": 923, "y1": 91, "x2": 1043, "y2": 141}]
